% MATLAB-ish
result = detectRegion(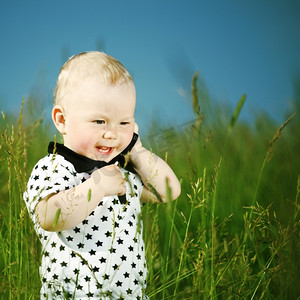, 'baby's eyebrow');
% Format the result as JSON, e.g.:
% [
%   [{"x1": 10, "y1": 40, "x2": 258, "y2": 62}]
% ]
[{"x1": 89, "y1": 113, "x2": 108, "y2": 119}]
